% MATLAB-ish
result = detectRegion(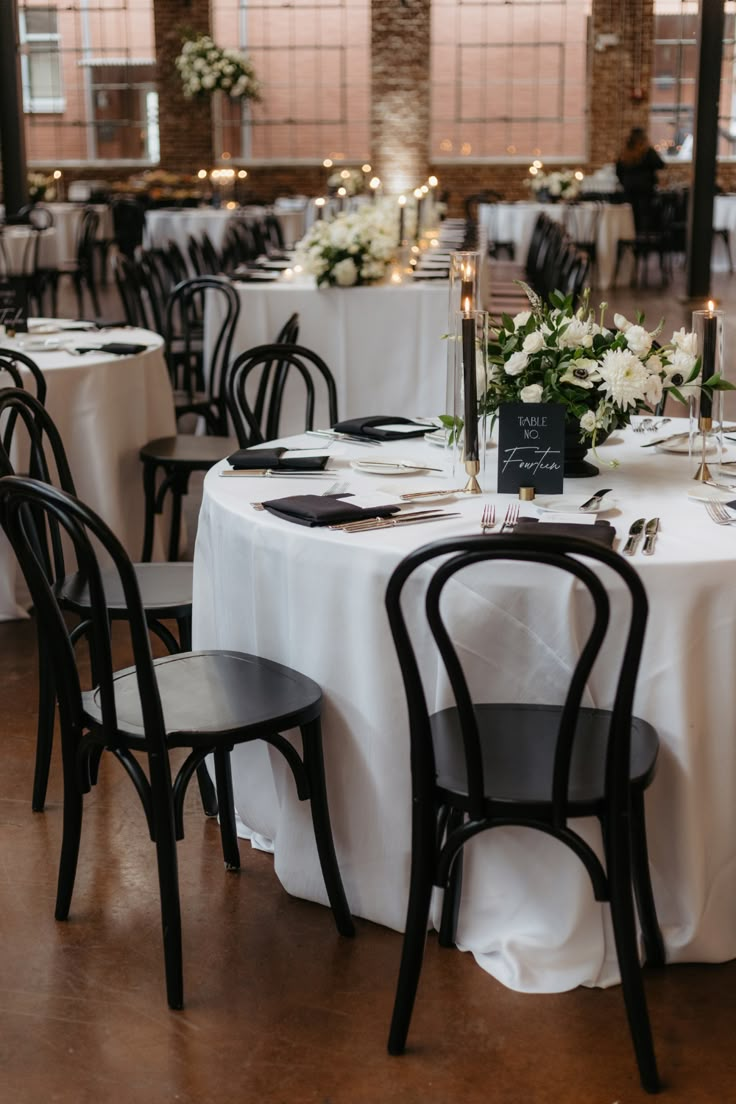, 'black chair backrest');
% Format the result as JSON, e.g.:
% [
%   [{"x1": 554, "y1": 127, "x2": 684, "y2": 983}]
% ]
[
  {"x1": 77, "y1": 208, "x2": 100, "y2": 269},
  {"x1": 112, "y1": 252, "x2": 155, "y2": 330},
  {"x1": 263, "y1": 213, "x2": 285, "y2": 251},
  {"x1": 225, "y1": 342, "x2": 337, "y2": 447},
  {"x1": 0, "y1": 348, "x2": 48, "y2": 405},
  {"x1": 111, "y1": 198, "x2": 145, "y2": 258},
  {"x1": 136, "y1": 249, "x2": 169, "y2": 334},
  {"x1": 0, "y1": 473, "x2": 167, "y2": 752},
  {"x1": 0, "y1": 388, "x2": 76, "y2": 582},
  {"x1": 386, "y1": 533, "x2": 649, "y2": 823},
  {"x1": 165, "y1": 276, "x2": 241, "y2": 408},
  {"x1": 199, "y1": 232, "x2": 222, "y2": 274},
  {"x1": 163, "y1": 241, "x2": 190, "y2": 287},
  {"x1": 274, "y1": 312, "x2": 300, "y2": 345}
]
